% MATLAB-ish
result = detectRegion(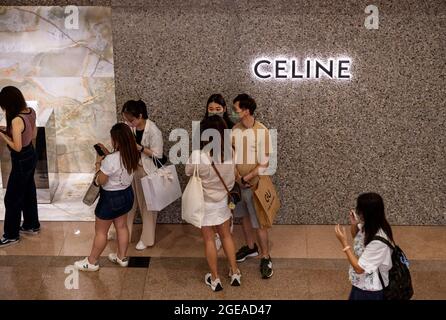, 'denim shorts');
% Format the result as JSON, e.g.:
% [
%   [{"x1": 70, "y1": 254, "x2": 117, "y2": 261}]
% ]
[
  {"x1": 95, "y1": 186, "x2": 134, "y2": 220},
  {"x1": 233, "y1": 187, "x2": 260, "y2": 229}
]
